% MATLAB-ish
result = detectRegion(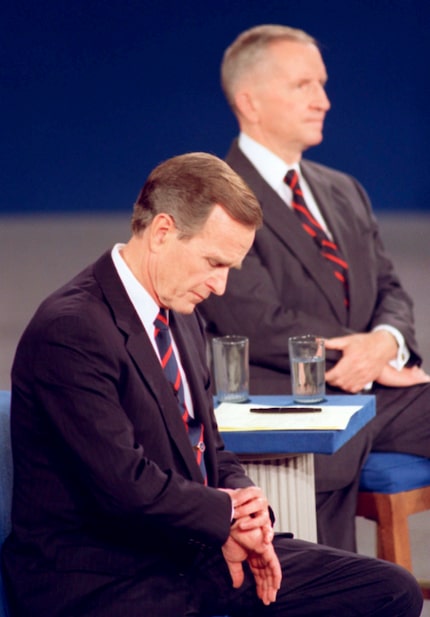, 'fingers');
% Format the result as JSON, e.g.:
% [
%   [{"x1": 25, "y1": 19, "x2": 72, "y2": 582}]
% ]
[
  {"x1": 325, "y1": 332, "x2": 393, "y2": 391},
  {"x1": 231, "y1": 485, "x2": 265, "y2": 508},
  {"x1": 325, "y1": 359, "x2": 368, "y2": 392},
  {"x1": 324, "y1": 336, "x2": 347, "y2": 350},
  {"x1": 224, "y1": 524, "x2": 280, "y2": 605},
  {"x1": 225, "y1": 559, "x2": 245, "y2": 589},
  {"x1": 247, "y1": 547, "x2": 282, "y2": 605},
  {"x1": 411, "y1": 367, "x2": 430, "y2": 382},
  {"x1": 234, "y1": 508, "x2": 271, "y2": 532},
  {"x1": 377, "y1": 365, "x2": 430, "y2": 387},
  {"x1": 221, "y1": 535, "x2": 247, "y2": 588},
  {"x1": 262, "y1": 523, "x2": 274, "y2": 545},
  {"x1": 230, "y1": 486, "x2": 269, "y2": 522}
]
